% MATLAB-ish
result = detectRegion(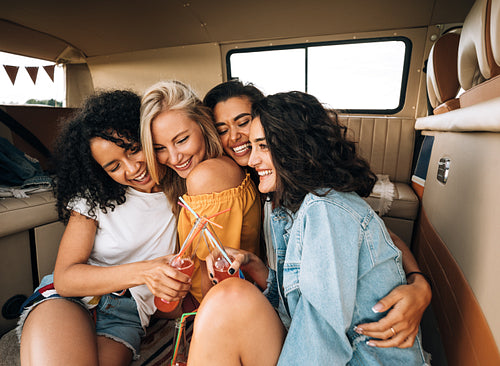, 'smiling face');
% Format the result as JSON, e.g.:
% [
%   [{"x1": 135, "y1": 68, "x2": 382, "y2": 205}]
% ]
[
  {"x1": 151, "y1": 109, "x2": 207, "y2": 179},
  {"x1": 90, "y1": 137, "x2": 158, "y2": 193},
  {"x1": 248, "y1": 117, "x2": 277, "y2": 194},
  {"x1": 212, "y1": 96, "x2": 253, "y2": 167}
]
